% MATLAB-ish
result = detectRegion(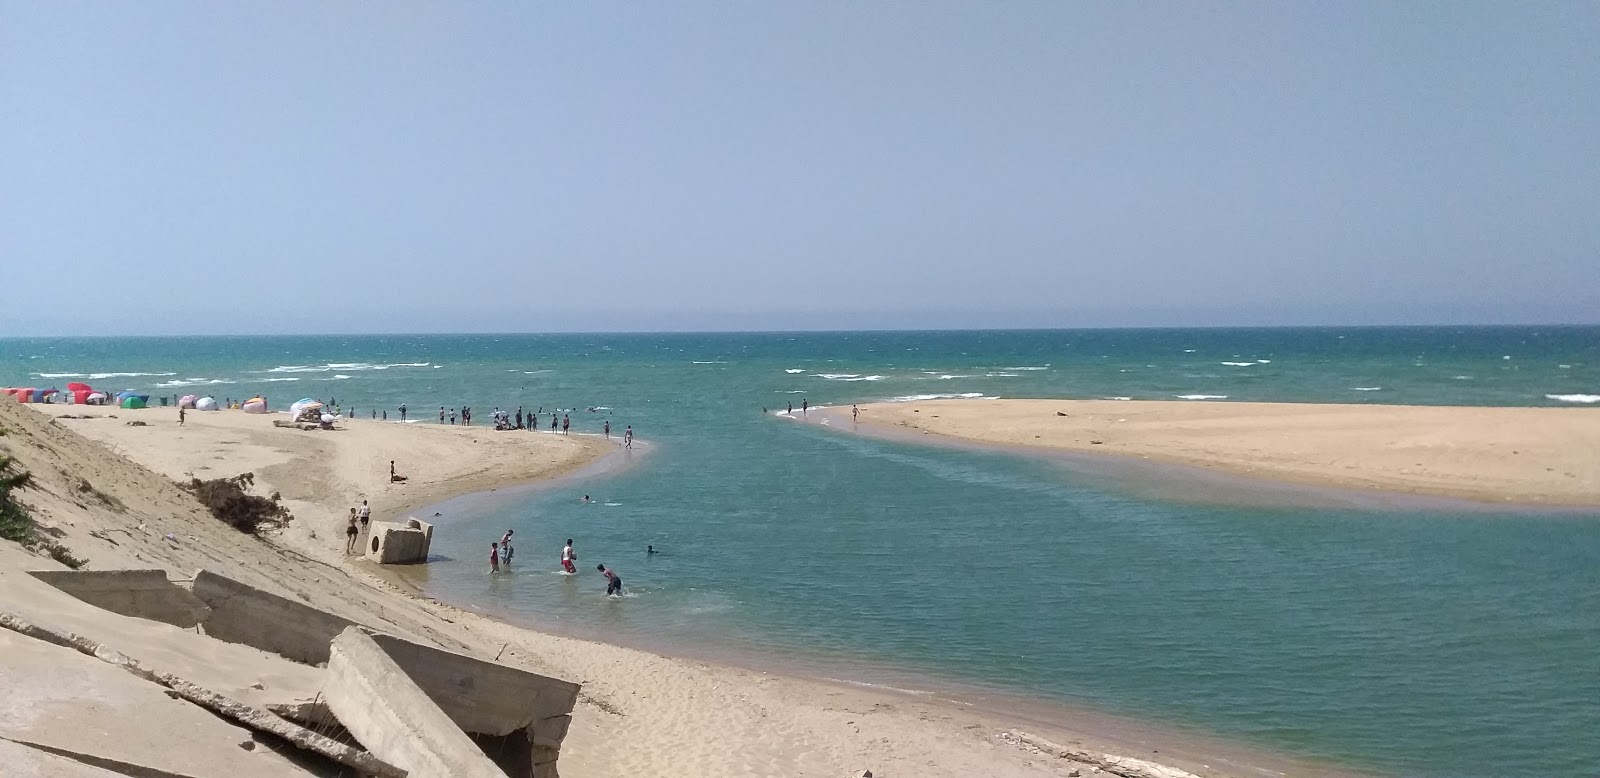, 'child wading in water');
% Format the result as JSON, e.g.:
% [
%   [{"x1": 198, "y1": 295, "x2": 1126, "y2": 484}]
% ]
[
  {"x1": 597, "y1": 564, "x2": 623, "y2": 596},
  {"x1": 561, "y1": 539, "x2": 576, "y2": 573},
  {"x1": 489, "y1": 543, "x2": 501, "y2": 573}
]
